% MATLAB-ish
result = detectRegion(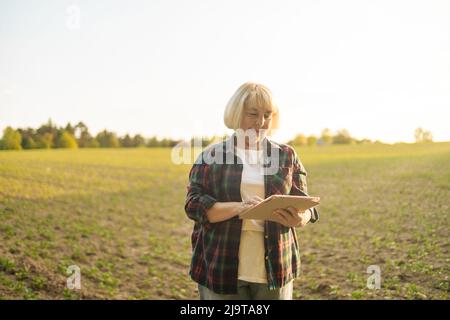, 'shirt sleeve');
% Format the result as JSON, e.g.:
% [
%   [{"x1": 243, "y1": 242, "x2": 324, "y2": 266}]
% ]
[
  {"x1": 184, "y1": 158, "x2": 218, "y2": 225},
  {"x1": 289, "y1": 148, "x2": 319, "y2": 224}
]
